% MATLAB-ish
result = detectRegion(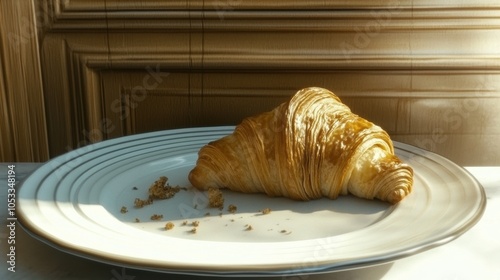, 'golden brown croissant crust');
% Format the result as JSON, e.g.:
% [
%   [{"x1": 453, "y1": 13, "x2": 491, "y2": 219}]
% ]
[{"x1": 189, "y1": 87, "x2": 413, "y2": 204}]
